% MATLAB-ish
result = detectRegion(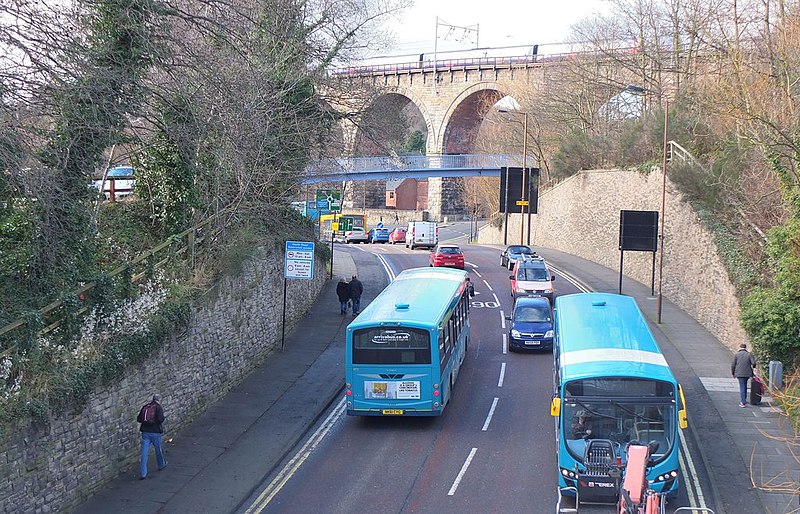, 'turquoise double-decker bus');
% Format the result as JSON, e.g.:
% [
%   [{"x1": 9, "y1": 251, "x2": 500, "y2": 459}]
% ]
[
  {"x1": 550, "y1": 293, "x2": 688, "y2": 504},
  {"x1": 345, "y1": 268, "x2": 472, "y2": 416}
]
